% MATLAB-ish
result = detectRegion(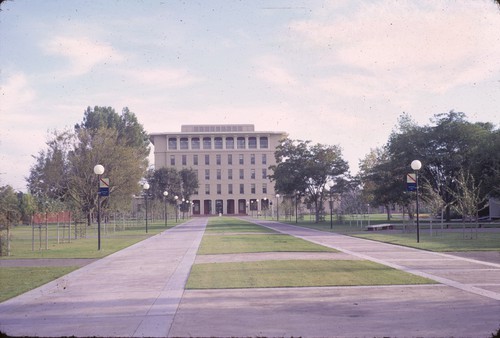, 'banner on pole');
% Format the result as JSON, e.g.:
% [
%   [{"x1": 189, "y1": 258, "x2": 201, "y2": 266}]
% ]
[{"x1": 406, "y1": 173, "x2": 417, "y2": 191}]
